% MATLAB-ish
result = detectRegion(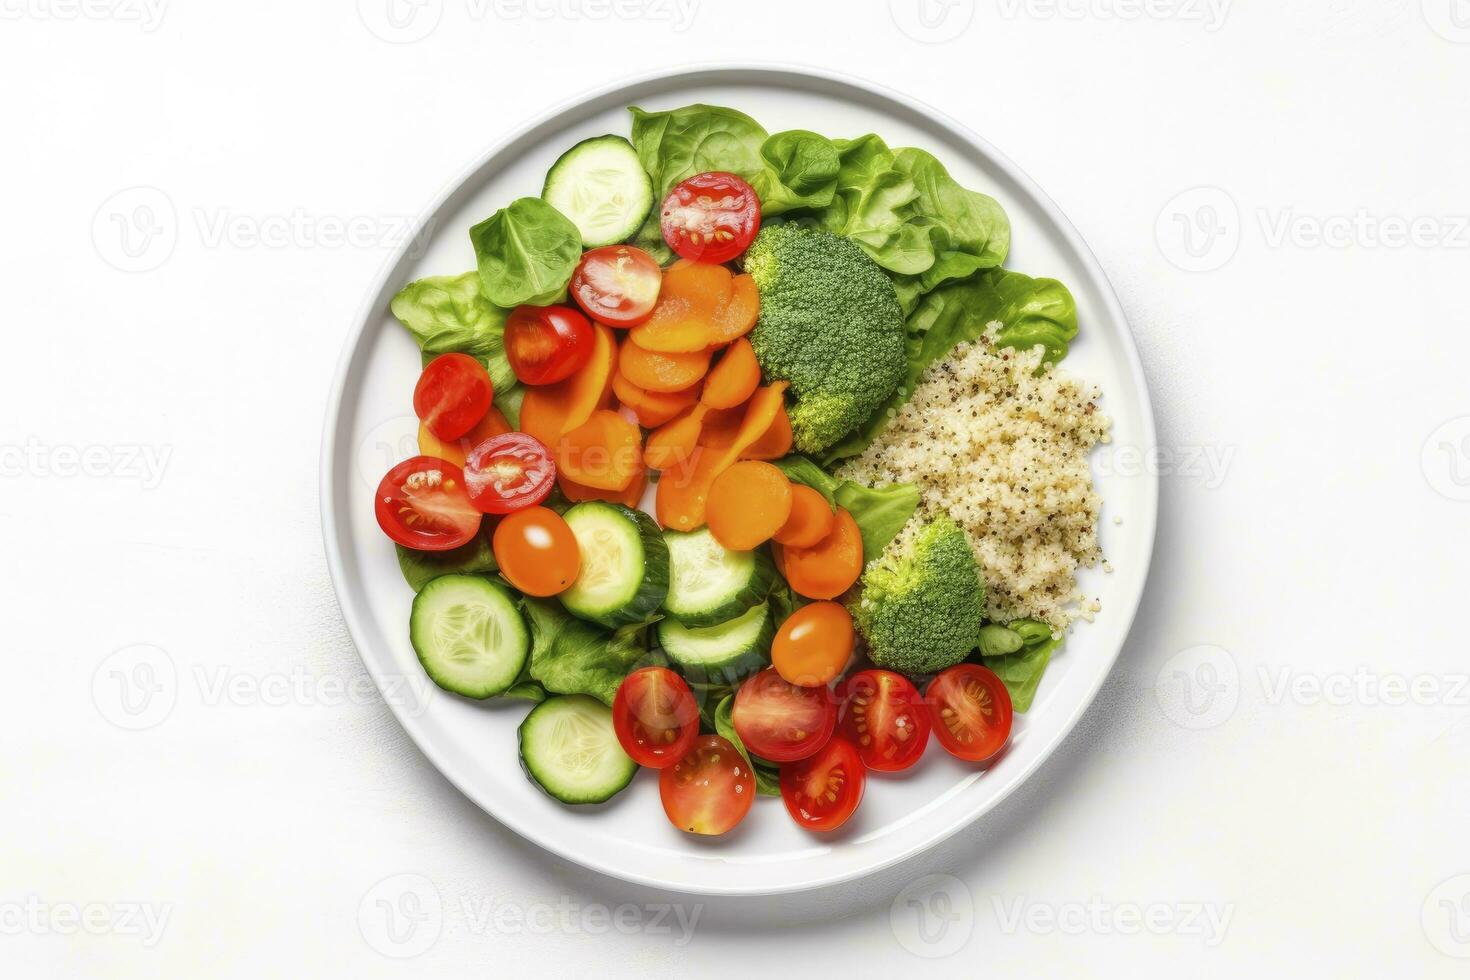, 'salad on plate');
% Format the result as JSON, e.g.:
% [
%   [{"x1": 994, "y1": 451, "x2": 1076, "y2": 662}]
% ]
[{"x1": 371, "y1": 103, "x2": 1111, "y2": 836}]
